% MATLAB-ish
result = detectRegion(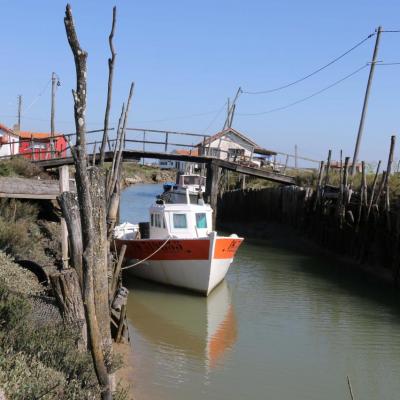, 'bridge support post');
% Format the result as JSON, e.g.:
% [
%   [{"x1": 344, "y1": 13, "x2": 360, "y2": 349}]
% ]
[{"x1": 206, "y1": 160, "x2": 220, "y2": 229}]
